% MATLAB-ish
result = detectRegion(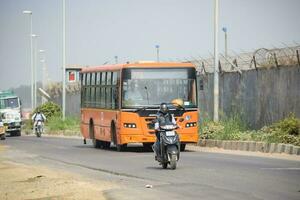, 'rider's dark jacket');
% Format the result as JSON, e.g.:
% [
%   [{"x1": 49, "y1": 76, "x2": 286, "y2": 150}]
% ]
[{"x1": 154, "y1": 111, "x2": 176, "y2": 140}]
